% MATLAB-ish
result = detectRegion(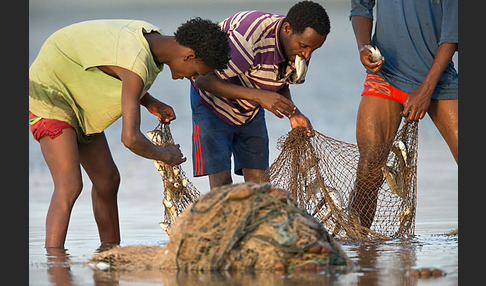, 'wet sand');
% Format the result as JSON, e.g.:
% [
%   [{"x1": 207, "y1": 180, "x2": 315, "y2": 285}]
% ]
[{"x1": 29, "y1": 1, "x2": 458, "y2": 285}]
